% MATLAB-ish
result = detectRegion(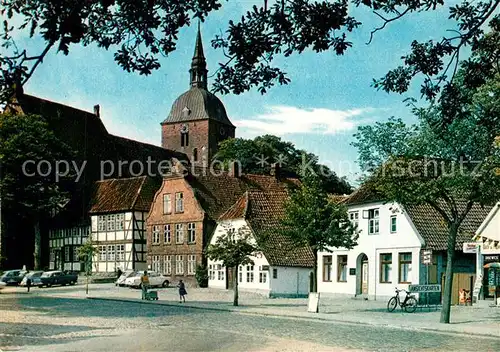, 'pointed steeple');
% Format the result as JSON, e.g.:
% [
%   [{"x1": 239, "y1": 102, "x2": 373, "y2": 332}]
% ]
[{"x1": 190, "y1": 22, "x2": 208, "y2": 89}]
